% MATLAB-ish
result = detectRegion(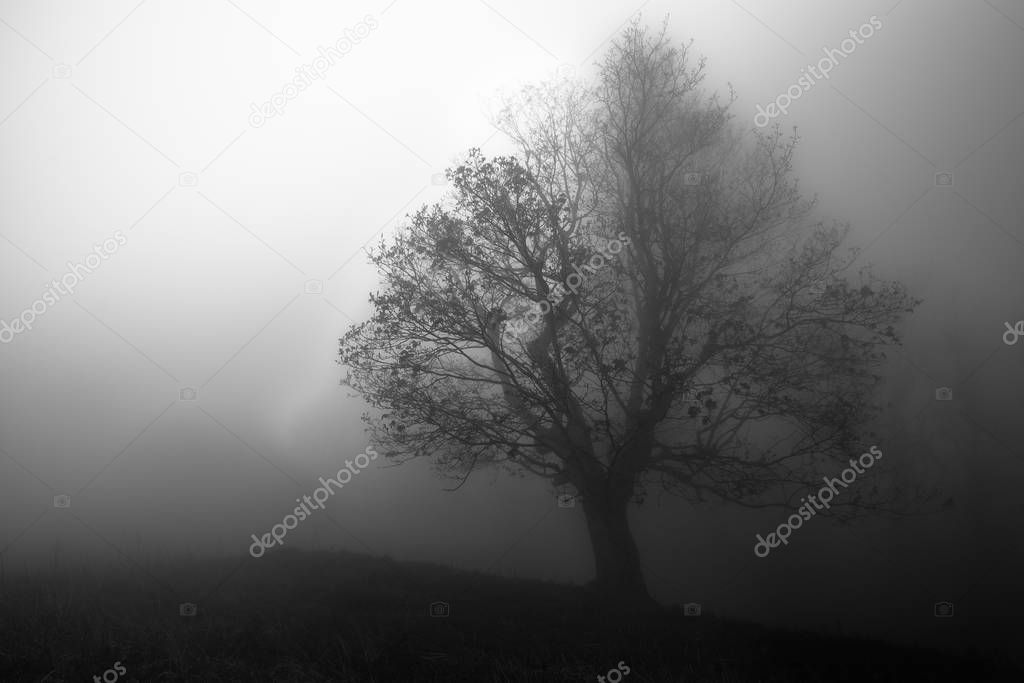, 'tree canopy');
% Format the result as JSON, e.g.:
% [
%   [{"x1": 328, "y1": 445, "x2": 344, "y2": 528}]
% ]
[{"x1": 338, "y1": 21, "x2": 920, "y2": 600}]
